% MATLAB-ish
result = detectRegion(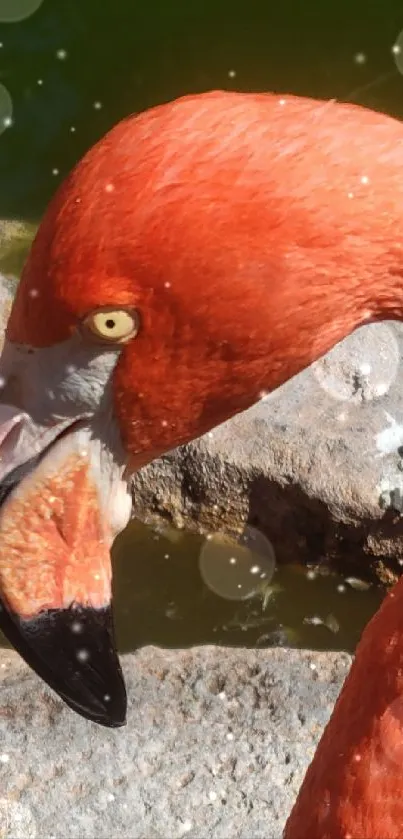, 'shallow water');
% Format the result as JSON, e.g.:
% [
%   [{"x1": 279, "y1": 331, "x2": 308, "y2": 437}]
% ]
[
  {"x1": 112, "y1": 520, "x2": 385, "y2": 654},
  {"x1": 0, "y1": 1, "x2": 399, "y2": 653}
]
